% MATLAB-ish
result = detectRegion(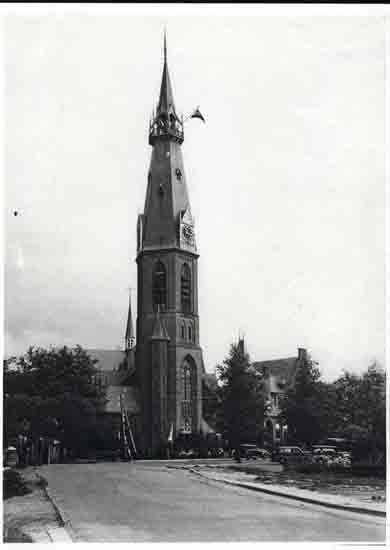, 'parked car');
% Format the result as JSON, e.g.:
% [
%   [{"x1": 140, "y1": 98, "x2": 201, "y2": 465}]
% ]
[
  {"x1": 178, "y1": 449, "x2": 197, "y2": 459},
  {"x1": 312, "y1": 446, "x2": 337, "y2": 465},
  {"x1": 273, "y1": 446, "x2": 312, "y2": 465},
  {"x1": 312, "y1": 447, "x2": 351, "y2": 467},
  {"x1": 254, "y1": 448, "x2": 271, "y2": 459},
  {"x1": 239, "y1": 444, "x2": 270, "y2": 460},
  {"x1": 333, "y1": 452, "x2": 351, "y2": 467}
]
